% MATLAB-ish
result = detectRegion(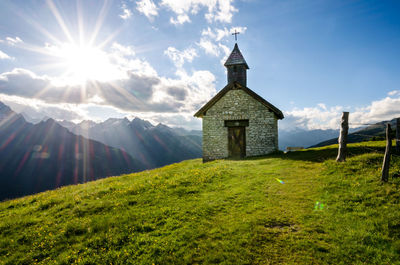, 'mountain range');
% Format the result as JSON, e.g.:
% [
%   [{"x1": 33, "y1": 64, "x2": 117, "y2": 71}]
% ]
[
  {"x1": 58, "y1": 118, "x2": 202, "y2": 169},
  {"x1": 0, "y1": 102, "x2": 144, "y2": 201}
]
